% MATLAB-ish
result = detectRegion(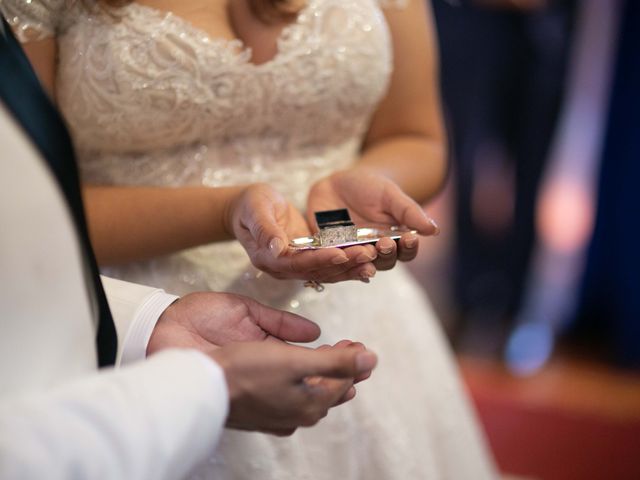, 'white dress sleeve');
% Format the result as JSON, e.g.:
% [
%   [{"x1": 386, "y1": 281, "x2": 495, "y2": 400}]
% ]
[
  {"x1": 0, "y1": 349, "x2": 229, "y2": 480},
  {"x1": 0, "y1": 0, "x2": 67, "y2": 41}
]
